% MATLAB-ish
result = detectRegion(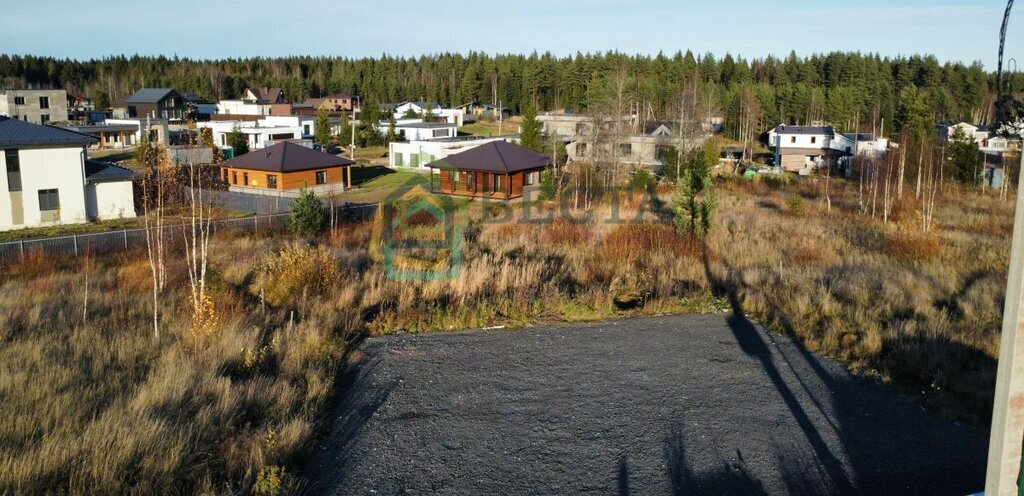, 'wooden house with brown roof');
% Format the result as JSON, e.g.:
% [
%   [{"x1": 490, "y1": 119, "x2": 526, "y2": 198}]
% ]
[
  {"x1": 427, "y1": 141, "x2": 549, "y2": 200},
  {"x1": 219, "y1": 141, "x2": 355, "y2": 193}
]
